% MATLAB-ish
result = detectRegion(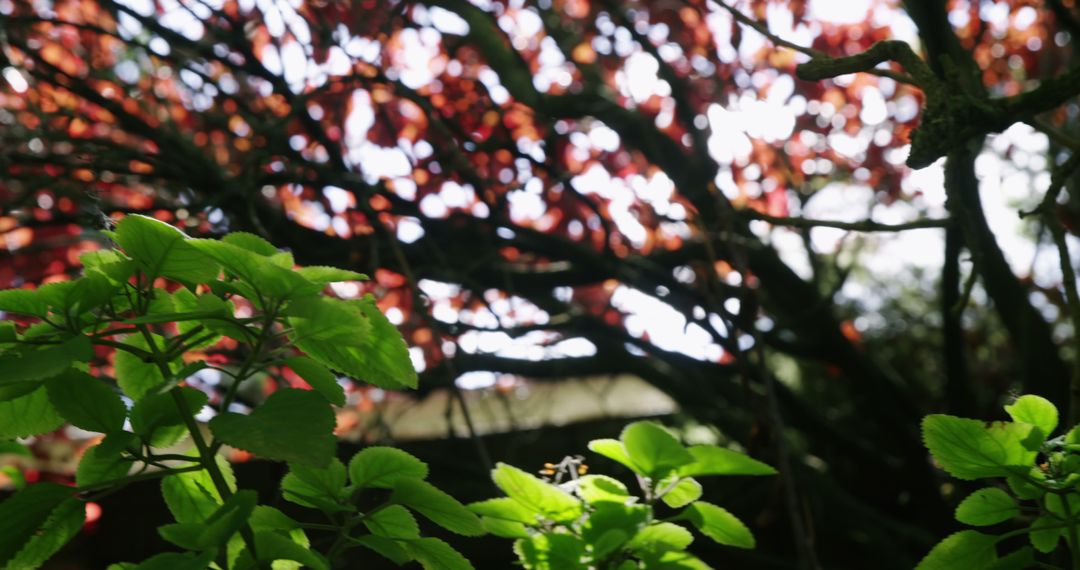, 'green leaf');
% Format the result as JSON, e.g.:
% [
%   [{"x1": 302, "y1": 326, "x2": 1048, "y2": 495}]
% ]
[
  {"x1": 286, "y1": 296, "x2": 371, "y2": 345},
  {"x1": 296, "y1": 266, "x2": 368, "y2": 284},
  {"x1": 170, "y1": 289, "x2": 245, "y2": 344},
  {"x1": 209, "y1": 388, "x2": 336, "y2": 467},
  {"x1": 270, "y1": 251, "x2": 295, "y2": 269},
  {"x1": 391, "y1": 478, "x2": 484, "y2": 536},
  {"x1": 514, "y1": 534, "x2": 586, "y2": 570},
  {"x1": 249, "y1": 506, "x2": 302, "y2": 533},
  {"x1": 348, "y1": 446, "x2": 429, "y2": 489},
  {"x1": 80, "y1": 249, "x2": 135, "y2": 285},
  {"x1": 1028, "y1": 516, "x2": 1062, "y2": 553},
  {"x1": 114, "y1": 215, "x2": 219, "y2": 284},
  {"x1": 222, "y1": 232, "x2": 279, "y2": 256},
  {"x1": 1004, "y1": 395, "x2": 1058, "y2": 438},
  {"x1": 0, "y1": 335, "x2": 93, "y2": 387},
  {"x1": 131, "y1": 551, "x2": 216, "y2": 570},
  {"x1": 281, "y1": 458, "x2": 348, "y2": 512},
  {"x1": 0, "y1": 386, "x2": 65, "y2": 439},
  {"x1": 915, "y1": 530, "x2": 998, "y2": 569},
  {"x1": 7, "y1": 498, "x2": 85, "y2": 569},
  {"x1": 0, "y1": 442, "x2": 30, "y2": 457},
  {"x1": 491, "y1": 463, "x2": 583, "y2": 523},
  {"x1": 0, "y1": 288, "x2": 49, "y2": 317},
  {"x1": 363, "y1": 505, "x2": 420, "y2": 539},
  {"x1": 480, "y1": 517, "x2": 531, "y2": 539},
  {"x1": 0, "y1": 321, "x2": 15, "y2": 344},
  {"x1": 955, "y1": 488, "x2": 1019, "y2": 526},
  {"x1": 660, "y1": 478, "x2": 702, "y2": 509},
  {"x1": 291, "y1": 296, "x2": 417, "y2": 389},
  {"x1": 640, "y1": 551, "x2": 713, "y2": 570},
  {"x1": 248, "y1": 530, "x2": 329, "y2": 570},
  {"x1": 113, "y1": 334, "x2": 173, "y2": 400},
  {"x1": 676, "y1": 445, "x2": 777, "y2": 477},
  {"x1": 468, "y1": 497, "x2": 539, "y2": 524},
  {"x1": 587, "y1": 438, "x2": 642, "y2": 473},
  {"x1": 1043, "y1": 493, "x2": 1080, "y2": 519},
  {"x1": 282, "y1": 356, "x2": 344, "y2": 406},
  {"x1": 582, "y1": 502, "x2": 650, "y2": 546},
  {"x1": 620, "y1": 422, "x2": 694, "y2": 477},
  {"x1": 576, "y1": 474, "x2": 630, "y2": 505},
  {"x1": 122, "y1": 309, "x2": 228, "y2": 325},
  {"x1": 130, "y1": 388, "x2": 208, "y2": 448},
  {"x1": 352, "y1": 535, "x2": 411, "y2": 565},
  {"x1": 45, "y1": 369, "x2": 126, "y2": 433},
  {"x1": 626, "y1": 522, "x2": 694, "y2": 554},
  {"x1": 0, "y1": 377, "x2": 50, "y2": 405},
  {"x1": 76, "y1": 432, "x2": 137, "y2": 487},
  {"x1": 159, "y1": 490, "x2": 256, "y2": 551},
  {"x1": 1006, "y1": 473, "x2": 1045, "y2": 500},
  {"x1": 188, "y1": 240, "x2": 315, "y2": 300},
  {"x1": 38, "y1": 273, "x2": 117, "y2": 316},
  {"x1": 161, "y1": 455, "x2": 236, "y2": 523},
  {"x1": 0, "y1": 483, "x2": 75, "y2": 566},
  {"x1": 589, "y1": 529, "x2": 631, "y2": 560},
  {"x1": 987, "y1": 547, "x2": 1035, "y2": 570},
  {"x1": 402, "y1": 537, "x2": 474, "y2": 570},
  {"x1": 921, "y1": 415, "x2": 1040, "y2": 480},
  {"x1": 684, "y1": 502, "x2": 754, "y2": 549}
]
